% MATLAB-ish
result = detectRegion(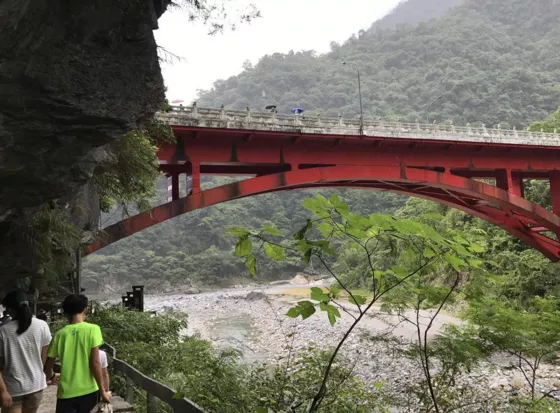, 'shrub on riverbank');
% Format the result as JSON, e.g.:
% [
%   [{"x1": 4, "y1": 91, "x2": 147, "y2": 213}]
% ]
[{"x1": 89, "y1": 305, "x2": 389, "y2": 412}]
